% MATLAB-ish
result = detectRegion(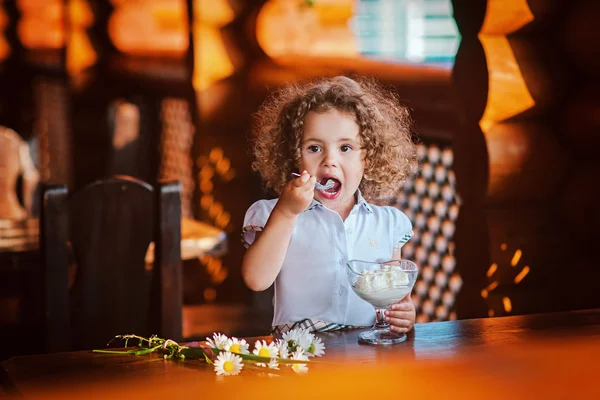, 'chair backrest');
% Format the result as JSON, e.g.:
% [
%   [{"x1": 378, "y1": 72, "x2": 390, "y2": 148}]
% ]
[{"x1": 40, "y1": 176, "x2": 182, "y2": 352}]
